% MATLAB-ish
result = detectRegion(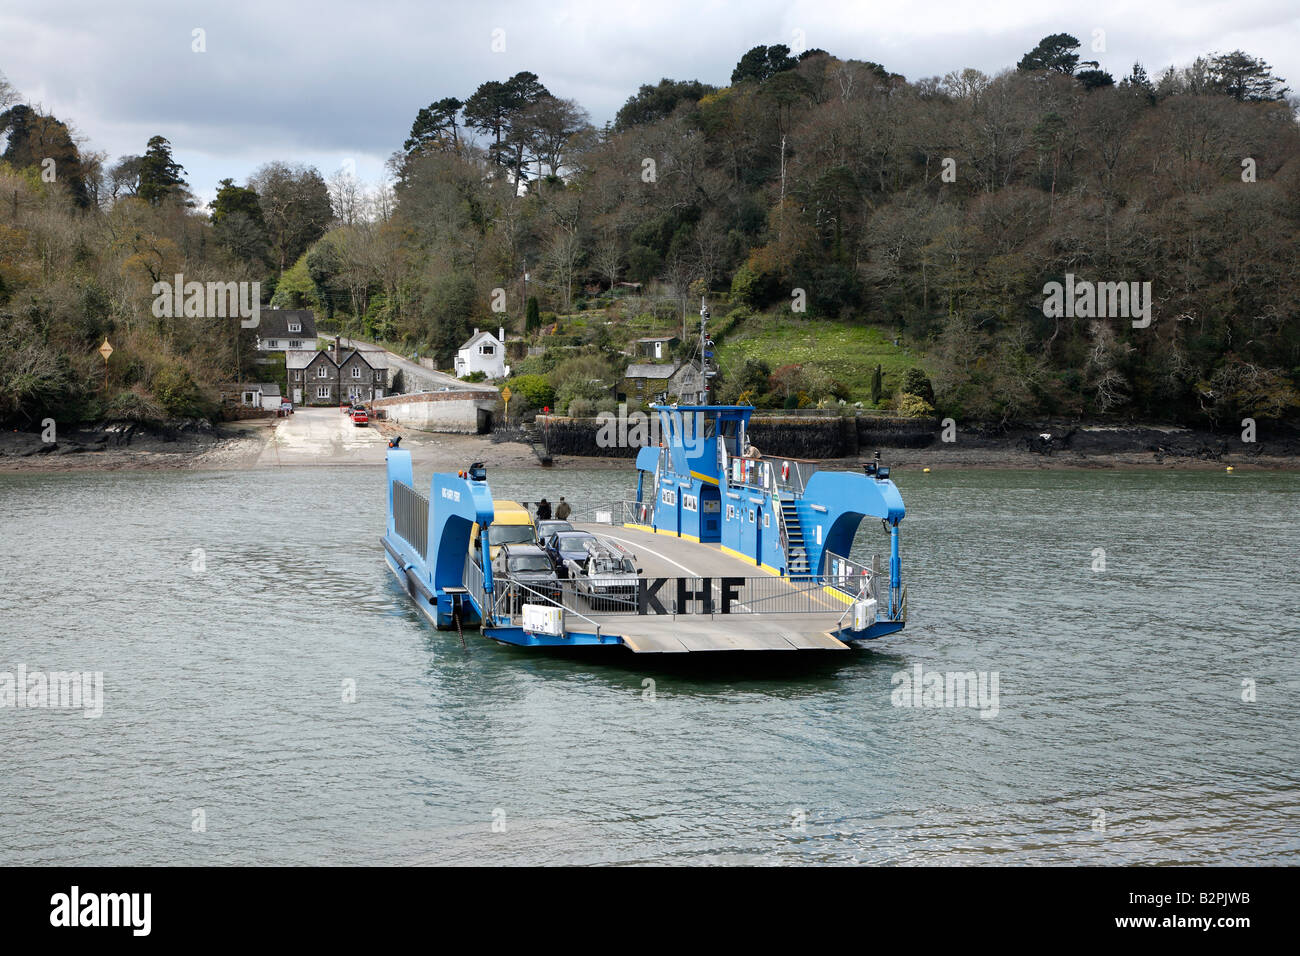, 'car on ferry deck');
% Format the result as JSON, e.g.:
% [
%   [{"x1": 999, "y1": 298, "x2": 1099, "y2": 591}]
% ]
[
  {"x1": 544, "y1": 530, "x2": 598, "y2": 578},
  {"x1": 492, "y1": 544, "x2": 562, "y2": 603},
  {"x1": 471, "y1": 500, "x2": 537, "y2": 562},
  {"x1": 536, "y1": 519, "x2": 574, "y2": 548},
  {"x1": 571, "y1": 543, "x2": 639, "y2": 610}
]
